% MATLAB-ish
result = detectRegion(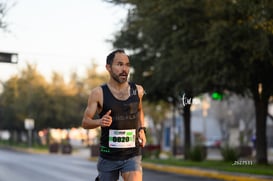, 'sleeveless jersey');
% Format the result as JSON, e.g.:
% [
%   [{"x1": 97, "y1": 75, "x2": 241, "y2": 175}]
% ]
[{"x1": 99, "y1": 82, "x2": 141, "y2": 160}]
